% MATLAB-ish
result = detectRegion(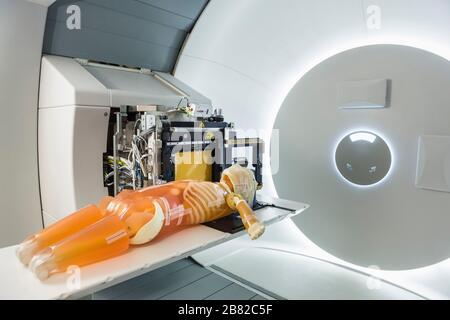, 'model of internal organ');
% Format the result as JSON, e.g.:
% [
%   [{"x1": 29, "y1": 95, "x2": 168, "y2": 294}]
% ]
[{"x1": 16, "y1": 165, "x2": 265, "y2": 280}]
